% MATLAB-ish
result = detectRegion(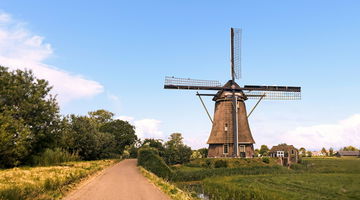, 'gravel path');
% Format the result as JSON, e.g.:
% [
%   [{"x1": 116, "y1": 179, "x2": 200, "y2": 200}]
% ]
[{"x1": 64, "y1": 159, "x2": 170, "y2": 200}]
